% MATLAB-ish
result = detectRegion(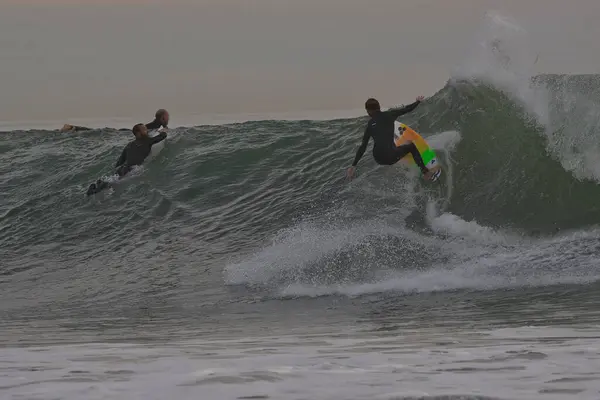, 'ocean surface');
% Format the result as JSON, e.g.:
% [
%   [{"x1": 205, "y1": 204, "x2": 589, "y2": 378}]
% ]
[{"x1": 2, "y1": 13, "x2": 600, "y2": 400}]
